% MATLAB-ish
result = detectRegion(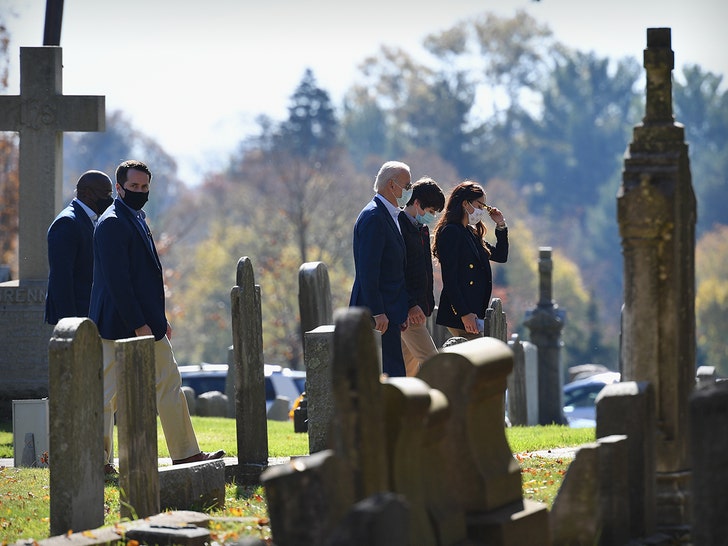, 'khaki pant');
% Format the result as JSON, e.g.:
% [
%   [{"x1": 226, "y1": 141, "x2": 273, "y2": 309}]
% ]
[
  {"x1": 401, "y1": 321, "x2": 438, "y2": 377},
  {"x1": 102, "y1": 336, "x2": 200, "y2": 463}
]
